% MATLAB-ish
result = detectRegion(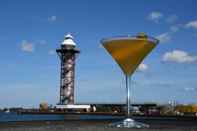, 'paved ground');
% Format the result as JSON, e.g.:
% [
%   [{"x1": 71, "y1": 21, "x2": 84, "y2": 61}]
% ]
[{"x1": 0, "y1": 120, "x2": 197, "y2": 131}]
